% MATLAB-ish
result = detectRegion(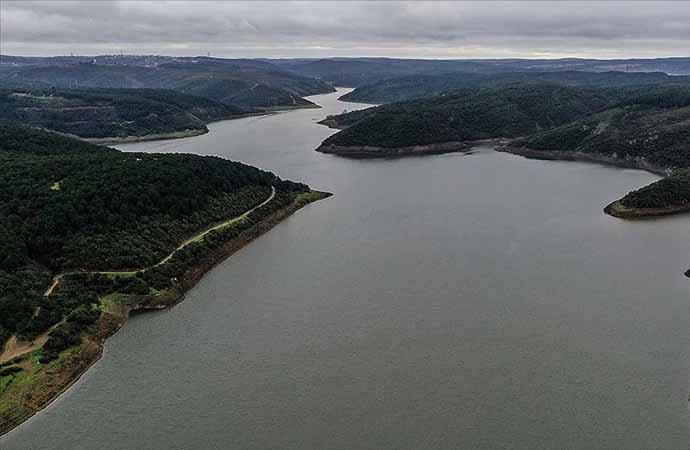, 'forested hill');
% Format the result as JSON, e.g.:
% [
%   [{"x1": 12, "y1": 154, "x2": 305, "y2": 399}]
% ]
[
  {"x1": 340, "y1": 71, "x2": 690, "y2": 104},
  {"x1": 273, "y1": 58, "x2": 503, "y2": 87},
  {"x1": 319, "y1": 83, "x2": 621, "y2": 150},
  {"x1": 606, "y1": 170, "x2": 690, "y2": 218},
  {"x1": 0, "y1": 125, "x2": 311, "y2": 354},
  {"x1": 272, "y1": 57, "x2": 690, "y2": 87},
  {"x1": 0, "y1": 57, "x2": 334, "y2": 109},
  {"x1": 517, "y1": 85, "x2": 690, "y2": 170},
  {"x1": 505, "y1": 85, "x2": 690, "y2": 217},
  {"x1": 0, "y1": 87, "x2": 245, "y2": 140},
  {"x1": 0, "y1": 125, "x2": 307, "y2": 272}
]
